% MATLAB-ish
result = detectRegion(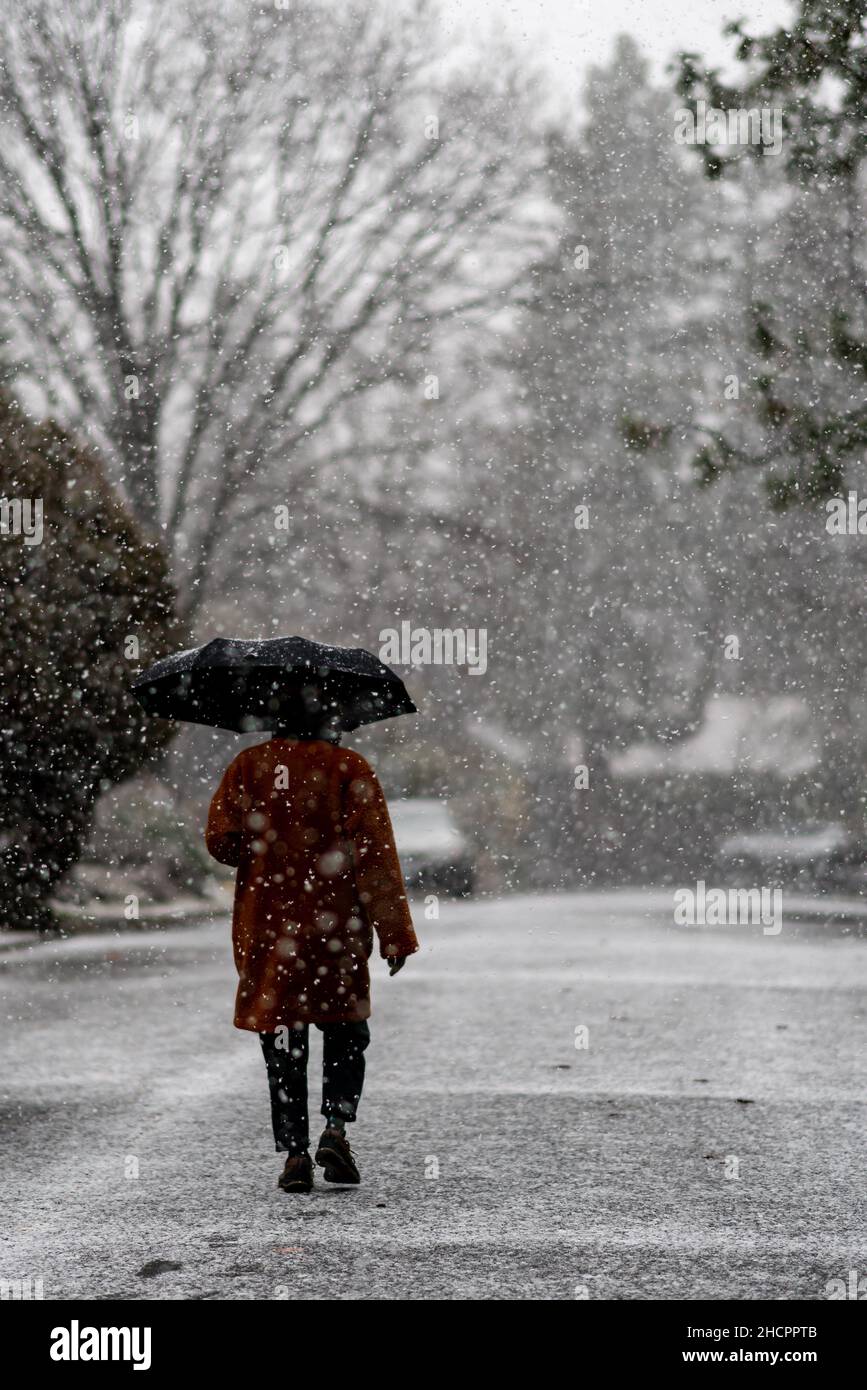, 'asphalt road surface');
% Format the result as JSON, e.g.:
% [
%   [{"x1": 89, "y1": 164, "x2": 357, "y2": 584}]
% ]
[{"x1": 2, "y1": 892, "x2": 865, "y2": 1300}]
